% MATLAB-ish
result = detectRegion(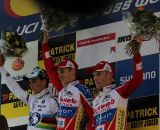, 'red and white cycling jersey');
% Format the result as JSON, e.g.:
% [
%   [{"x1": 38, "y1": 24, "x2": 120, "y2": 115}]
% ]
[
  {"x1": 57, "y1": 80, "x2": 94, "y2": 130},
  {"x1": 42, "y1": 42, "x2": 95, "y2": 130},
  {"x1": 93, "y1": 53, "x2": 143, "y2": 130}
]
